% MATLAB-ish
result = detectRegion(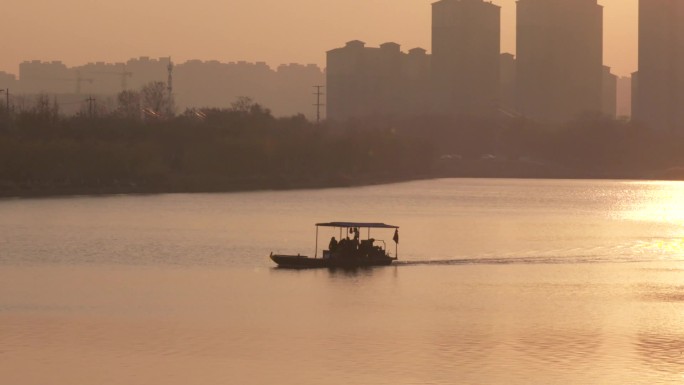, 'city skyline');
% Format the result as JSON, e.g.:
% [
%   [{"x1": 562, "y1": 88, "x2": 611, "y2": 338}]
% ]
[
  {"x1": 2, "y1": 0, "x2": 637, "y2": 77},
  {"x1": 5, "y1": 58, "x2": 324, "y2": 119},
  {"x1": 326, "y1": 0, "x2": 622, "y2": 123}
]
